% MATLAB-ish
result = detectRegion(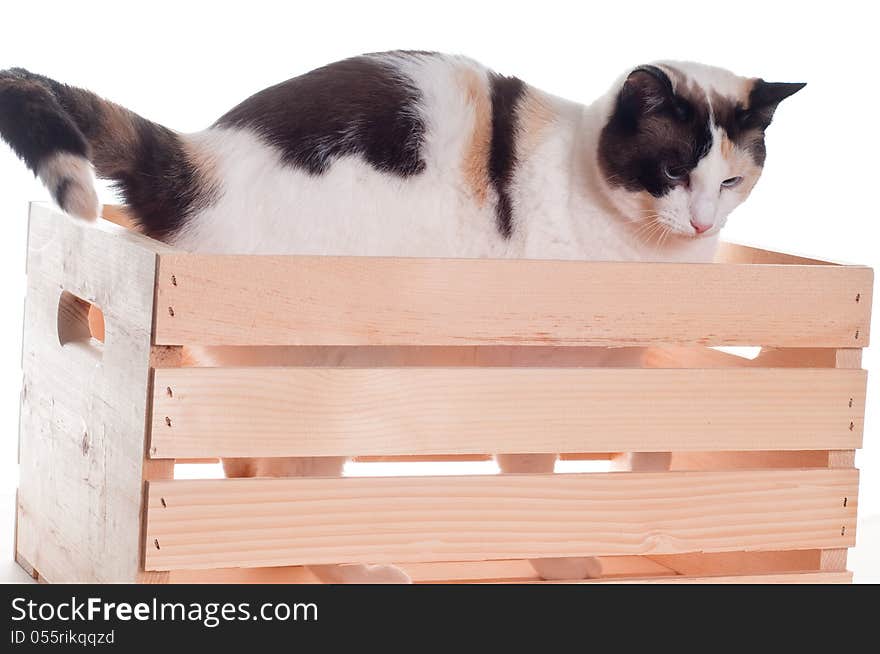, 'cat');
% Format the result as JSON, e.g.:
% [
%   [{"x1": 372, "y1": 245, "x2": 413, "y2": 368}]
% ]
[{"x1": 0, "y1": 52, "x2": 804, "y2": 583}]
